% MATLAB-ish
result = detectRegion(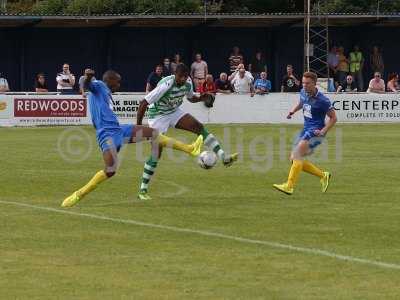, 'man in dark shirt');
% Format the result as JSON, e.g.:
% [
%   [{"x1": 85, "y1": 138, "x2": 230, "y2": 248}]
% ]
[
  {"x1": 336, "y1": 75, "x2": 357, "y2": 92},
  {"x1": 215, "y1": 72, "x2": 232, "y2": 94},
  {"x1": 281, "y1": 65, "x2": 301, "y2": 92},
  {"x1": 249, "y1": 51, "x2": 267, "y2": 79},
  {"x1": 146, "y1": 65, "x2": 163, "y2": 93}
]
